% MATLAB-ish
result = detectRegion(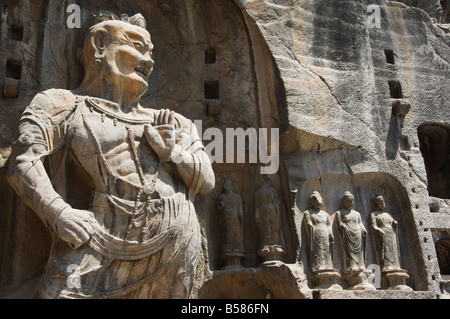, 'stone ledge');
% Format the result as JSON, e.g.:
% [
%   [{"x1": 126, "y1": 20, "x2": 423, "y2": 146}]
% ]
[{"x1": 313, "y1": 289, "x2": 435, "y2": 299}]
